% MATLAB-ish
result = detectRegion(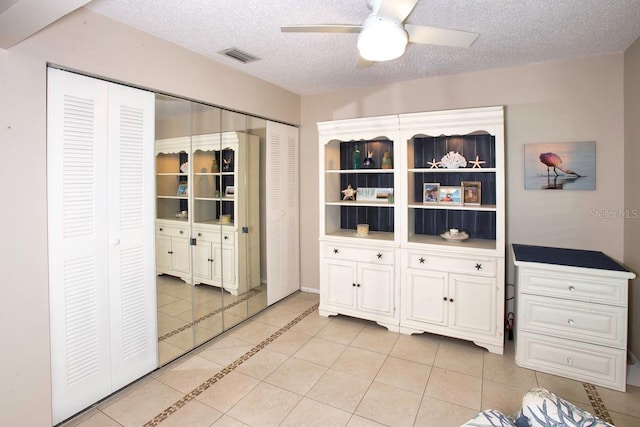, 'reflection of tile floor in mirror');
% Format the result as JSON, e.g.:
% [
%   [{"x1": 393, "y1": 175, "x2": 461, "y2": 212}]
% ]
[
  {"x1": 63, "y1": 290, "x2": 640, "y2": 427},
  {"x1": 157, "y1": 275, "x2": 268, "y2": 365}
]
